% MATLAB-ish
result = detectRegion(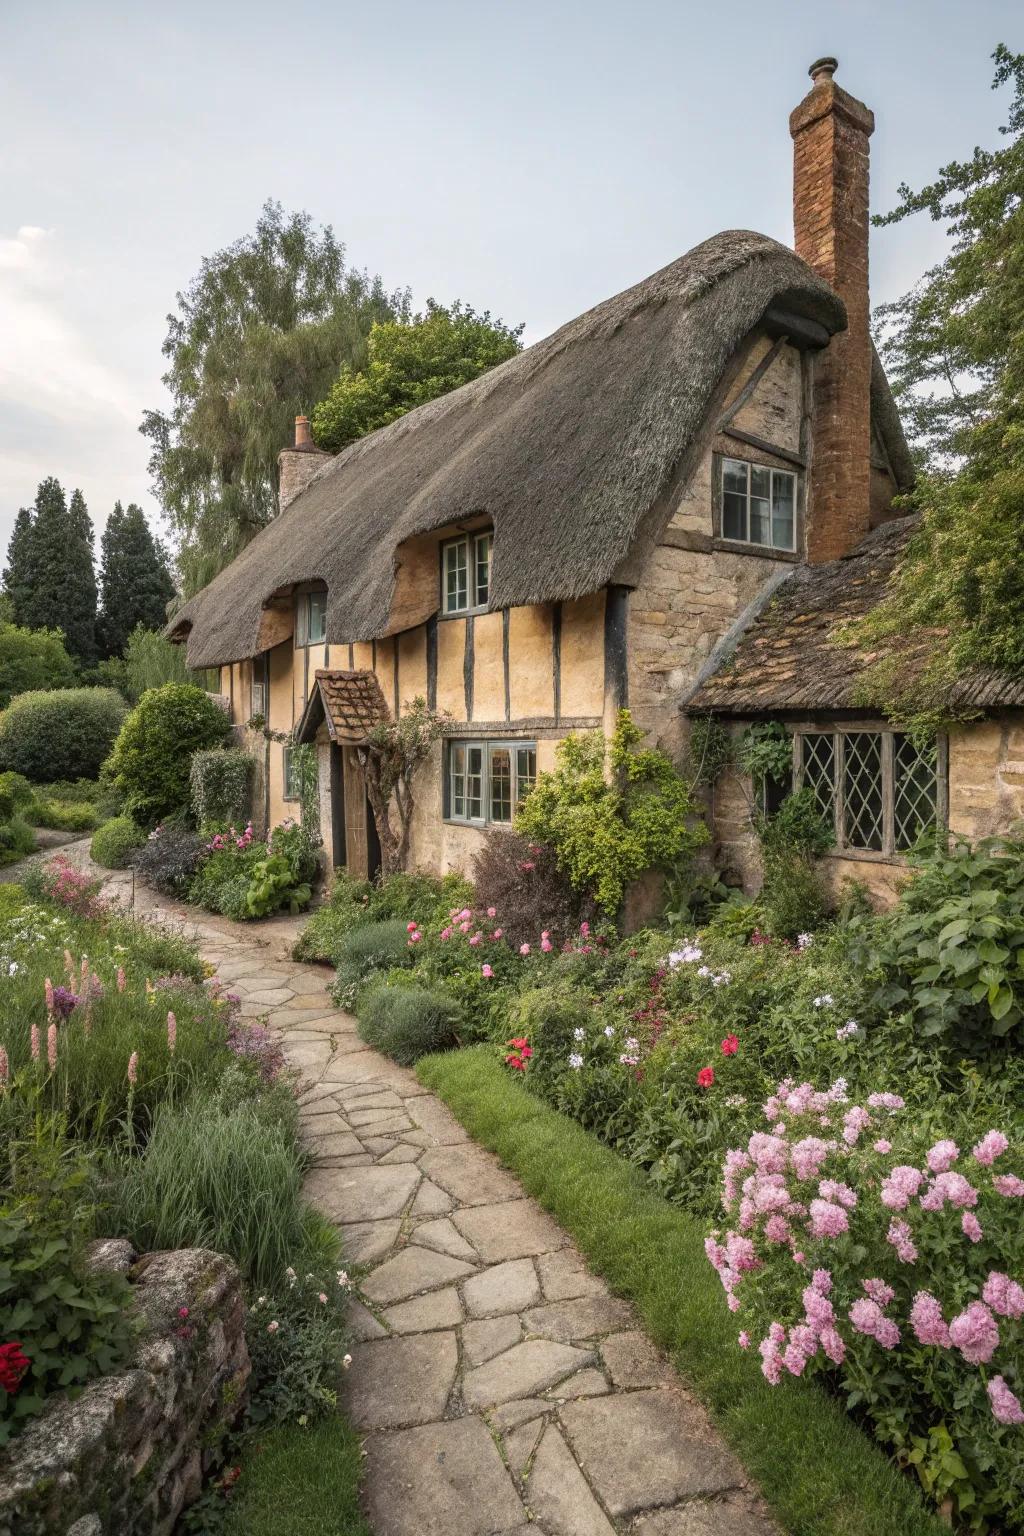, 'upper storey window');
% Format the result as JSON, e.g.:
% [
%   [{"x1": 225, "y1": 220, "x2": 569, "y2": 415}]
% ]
[
  {"x1": 720, "y1": 457, "x2": 797, "y2": 552},
  {"x1": 442, "y1": 531, "x2": 491, "y2": 615},
  {"x1": 297, "y1": 590, "x2": 327, "y2": 646}
]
